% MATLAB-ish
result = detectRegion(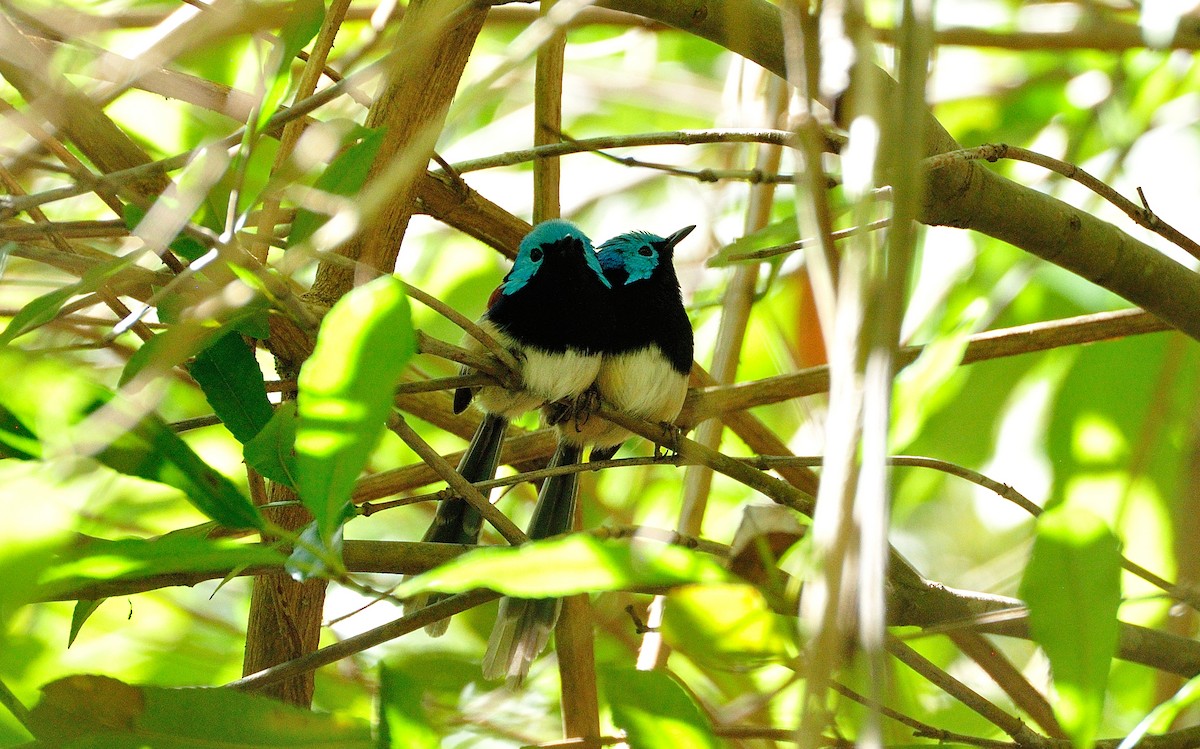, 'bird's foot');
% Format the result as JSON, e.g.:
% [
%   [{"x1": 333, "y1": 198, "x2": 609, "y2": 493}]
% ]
[{"x1": 653, "y1": 421, "x2": 684, "y2": 459}]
